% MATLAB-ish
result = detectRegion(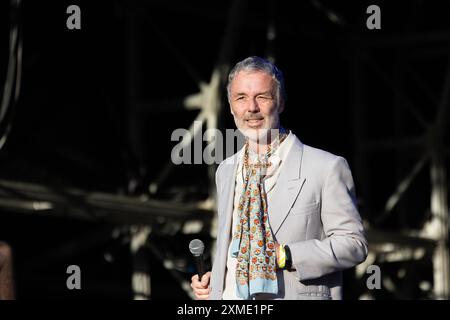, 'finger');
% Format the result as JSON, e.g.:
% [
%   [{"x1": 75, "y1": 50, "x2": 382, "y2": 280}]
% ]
[
  {"x1": 195, "y1": 293, "x2": 209, "y2": 300},
  {"x1": 194, "y1": 288, "x2": 210, "y2": 296},
  {"x1": 191, "y1": 282, "x2": 208, "y2": 291},
  {"x1": 191, "y1": 274, "x2": 200, "y2": 283},
  {"x1": 201, "y1": 272, "x2": 211, "y2": 286},
  {"x1": 191, "y1": 278, "x2": 207, "y2": 287}
]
